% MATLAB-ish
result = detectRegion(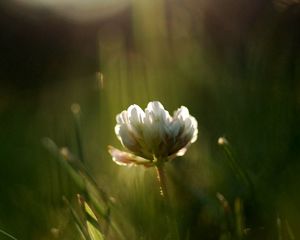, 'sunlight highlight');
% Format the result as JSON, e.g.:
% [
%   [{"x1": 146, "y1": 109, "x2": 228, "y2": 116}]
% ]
[{"x1": 15, "y1": 0, "x2": 130, "y2": 22}]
